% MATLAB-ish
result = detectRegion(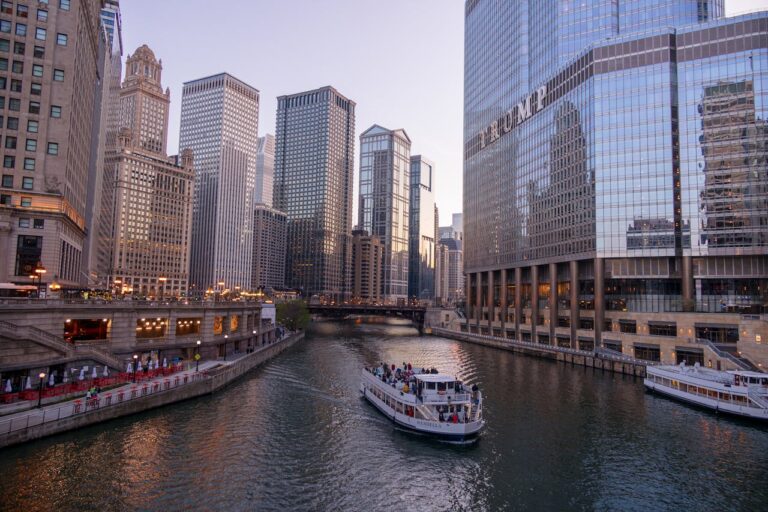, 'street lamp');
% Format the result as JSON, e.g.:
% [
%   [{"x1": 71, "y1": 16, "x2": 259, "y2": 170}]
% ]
[
  {"x1": 33, "y1": 262, "x2": 47, "y2": 296},
  {"x1": 223, "y1": 334, "x2": 228, "y2": 361},
  {"x1": 195, "y1": 340, "x2": 201, "y2": 372},
  {"x1": 217, "y1": 281, "x2": 225, "y2": 302},
  {"x1": 132, "y1": 354, "x2": 138, "y2": 383},
  {"x1": 37, "y1": 372, "x2": 46, "y2": 408},
  {"x1": 158, "y1": 277, "x2": 167, "y2": 301}
]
